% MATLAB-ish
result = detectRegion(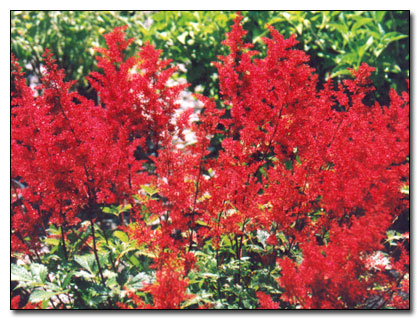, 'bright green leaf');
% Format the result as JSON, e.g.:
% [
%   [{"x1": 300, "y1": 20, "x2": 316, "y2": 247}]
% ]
[{"x1": 29, "y1": 289, "x2": 62, "y2": 303}]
